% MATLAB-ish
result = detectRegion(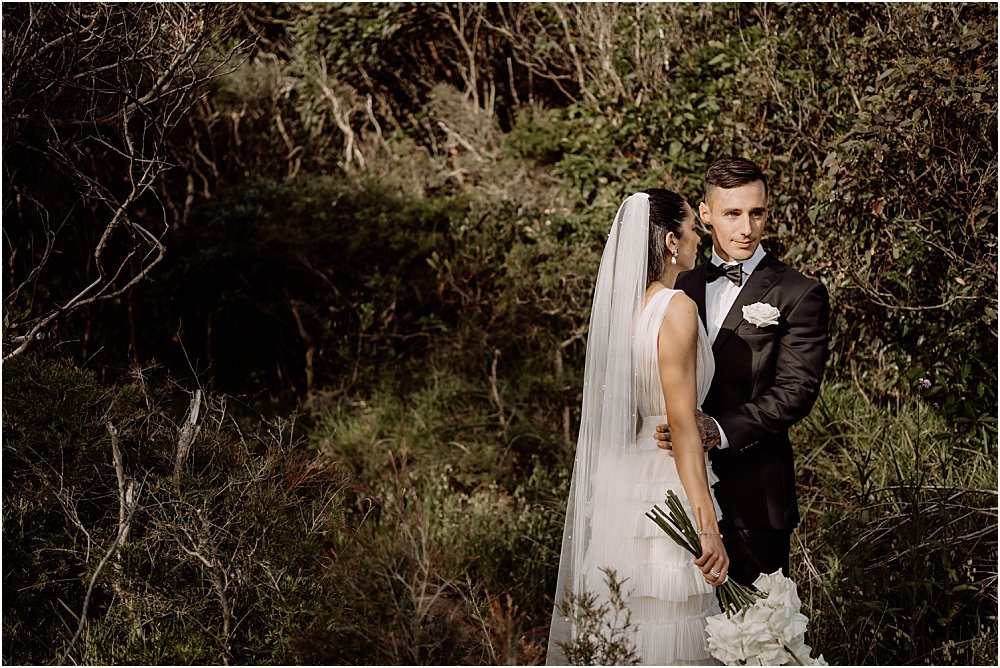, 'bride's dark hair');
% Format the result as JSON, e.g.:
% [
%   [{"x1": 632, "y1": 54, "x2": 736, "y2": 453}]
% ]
[{"x1": 643, "y1": 188, "x2": 688, "y2": 286}]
